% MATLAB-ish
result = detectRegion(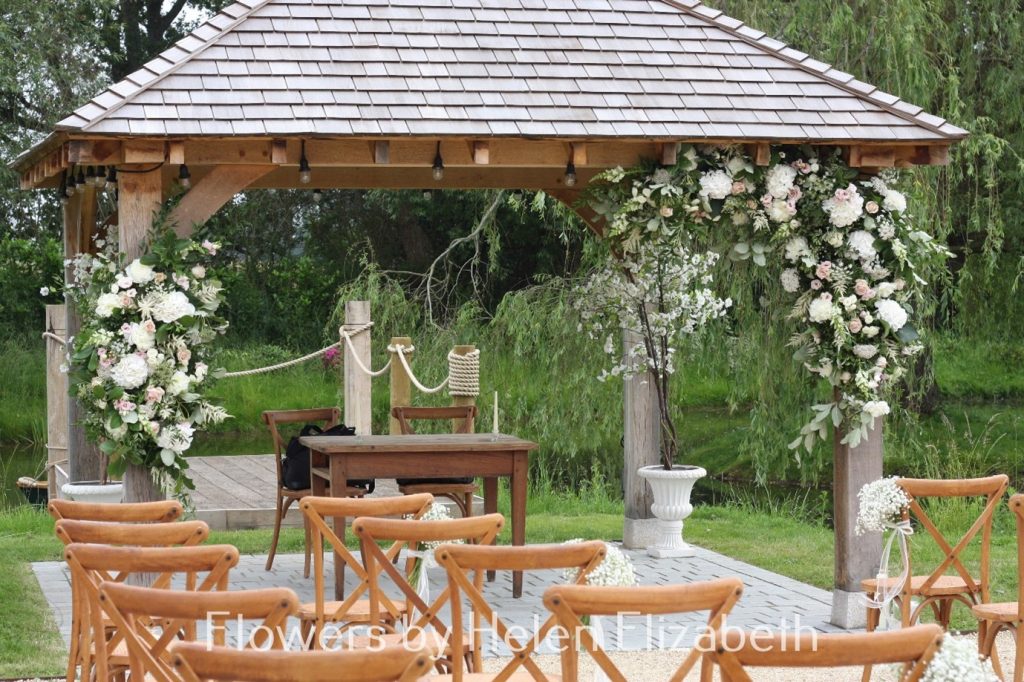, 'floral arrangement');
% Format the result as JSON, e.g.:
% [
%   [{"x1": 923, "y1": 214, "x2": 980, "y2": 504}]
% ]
[
  {"x1": 322, "y1": 346, "x2": 342, "y2": 370},
  {"x1": 407, "y1": 502, "x2": 463, "y2": 591},
  {"x1": 920, "y1": 635, "x2": 1000, "y2": 682},
  {"x1": 66, "y1": 227, "x2": 229, "y2": 497},
  {"x1": 581, "y1": 145, "x2": 949, "y2": 455},
  {"x1": 562, "y1": 539, "x2": 637, "y2": 587},
  {"x1": 856, "y1": 477, "x2": 912, "y2": 535}
]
